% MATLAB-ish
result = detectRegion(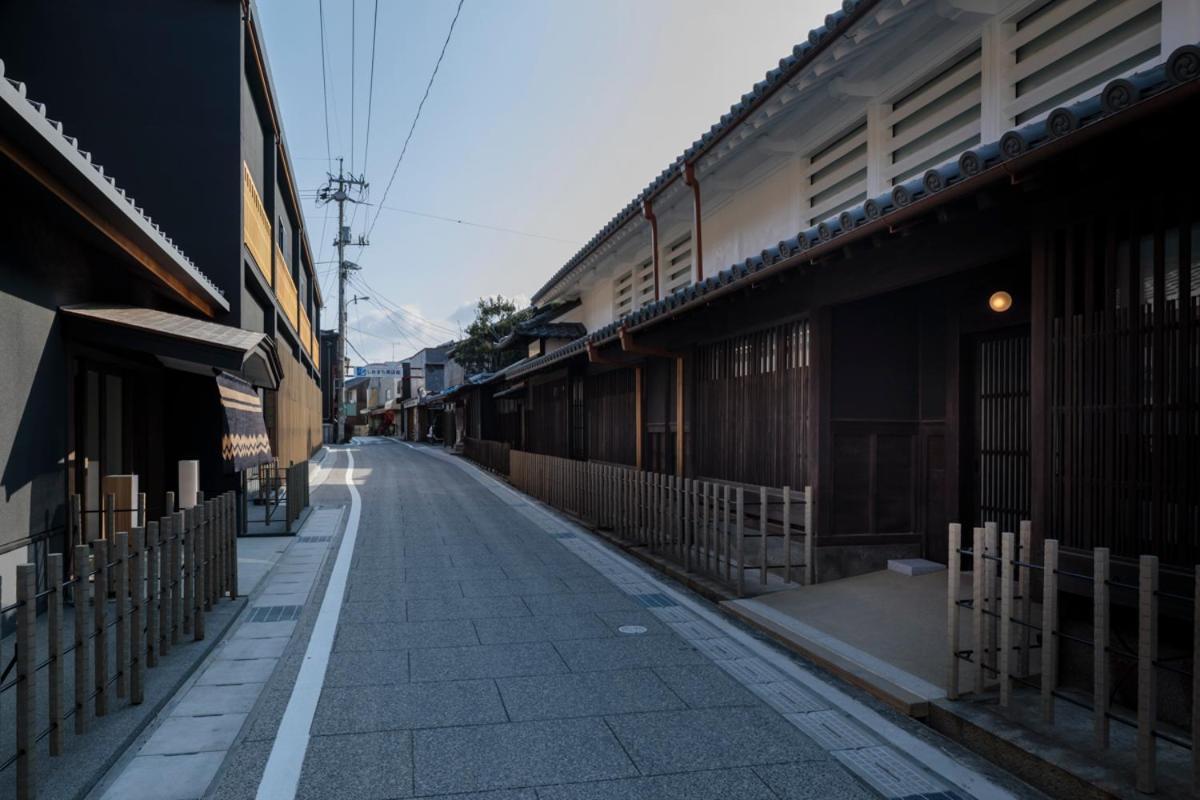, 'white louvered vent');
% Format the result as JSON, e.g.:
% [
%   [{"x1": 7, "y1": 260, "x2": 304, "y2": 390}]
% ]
[
  {"x1": 886, "y1": 46, "x2": 982, "y2": 186},
  {"x1": 1007, "y1": 0, "x2": 1161, "y2": 124},
  {"x1": 807, "y1": 120, "x2": 867, "y2": 226},
  {"x1": 663, "y1": 233, "x2": 694, "y2": 296},
  {"x1": 613, "y1": 257, "x2": 656, "y2": 318}
]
